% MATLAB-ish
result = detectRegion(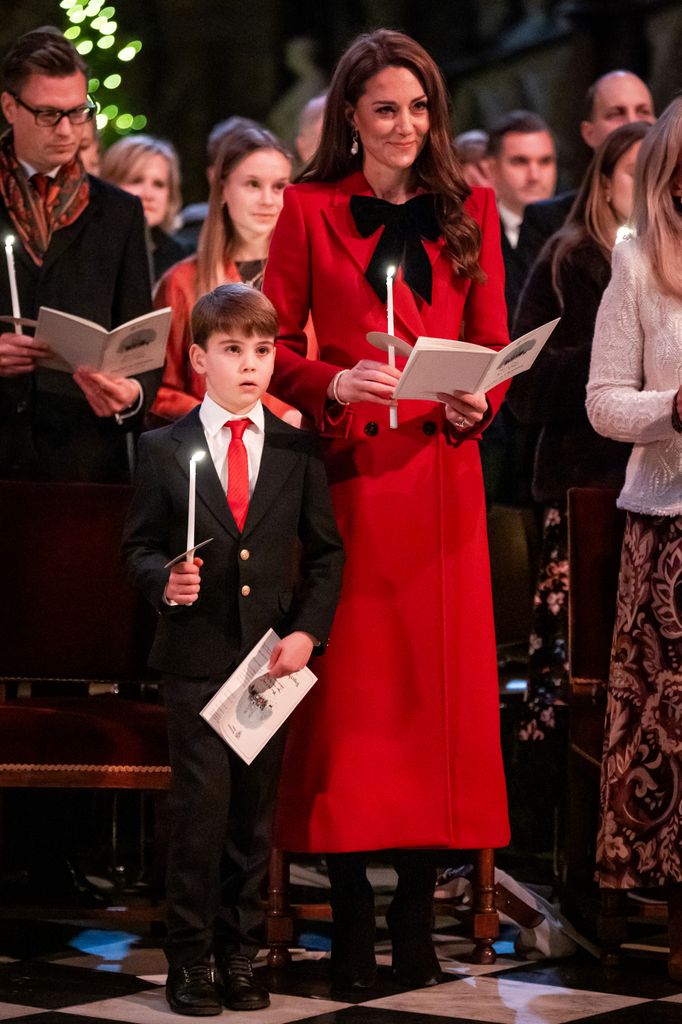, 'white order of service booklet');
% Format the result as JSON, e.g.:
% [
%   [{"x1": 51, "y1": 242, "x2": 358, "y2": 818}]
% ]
[
  {"x1": 392, "y1": 317, "x2": 560, "y2": 400},
  {"x1": 200, "y1": 629, "x2": 317, "y2": 765},
  {"x1": 31, "y1": 306, "x2": 172, "y2": 376}
]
